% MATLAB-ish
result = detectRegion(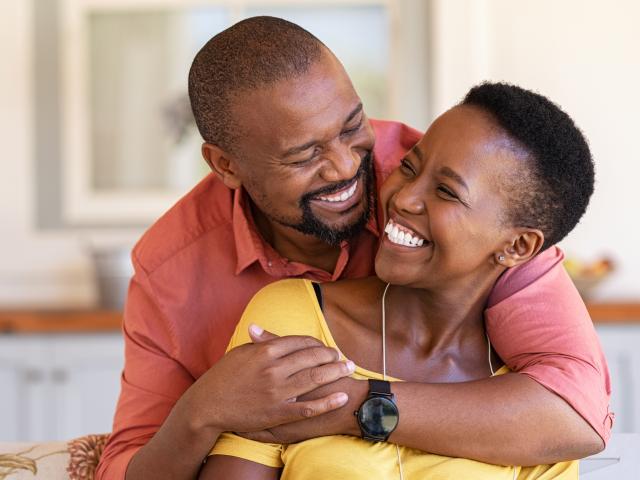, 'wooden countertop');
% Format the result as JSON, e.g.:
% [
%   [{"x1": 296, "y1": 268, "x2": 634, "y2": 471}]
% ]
[
  {"x1": 0, "y1": 303, "x2": 639, "y2": 333},
  {"x1": 585, "y1": 302, "x2": 640, "y2": 324},
  {"x1": 0, "y1": 310, "x2": 122, "y2": 334}
]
